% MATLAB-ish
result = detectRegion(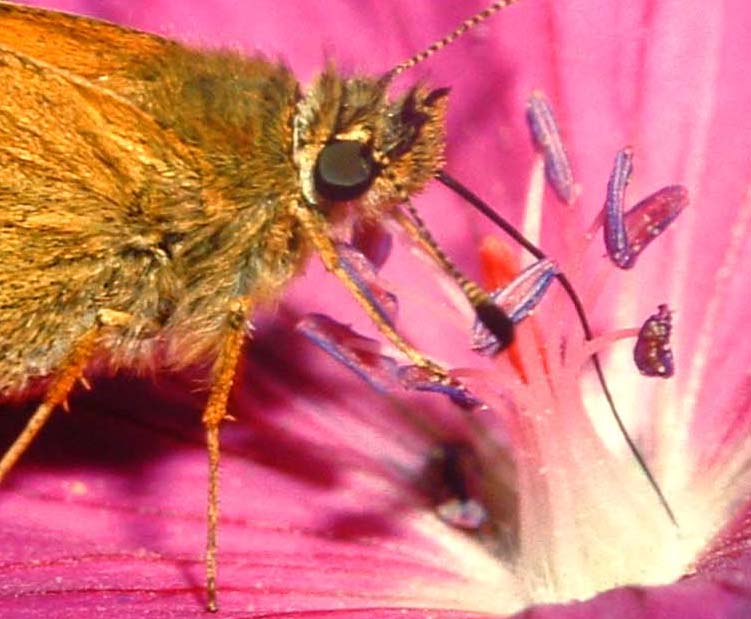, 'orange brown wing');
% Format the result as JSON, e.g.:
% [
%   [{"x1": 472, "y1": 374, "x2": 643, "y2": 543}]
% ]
[
  {"x1": 0, "y1": 42, "x2": 209, "y2": 392},
  {"x1": 0, "y1": 1, "x2": 181, "y2": 102},
  {"x1": 0, "y1": 3, "x2": 303, "y2": 390}
]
